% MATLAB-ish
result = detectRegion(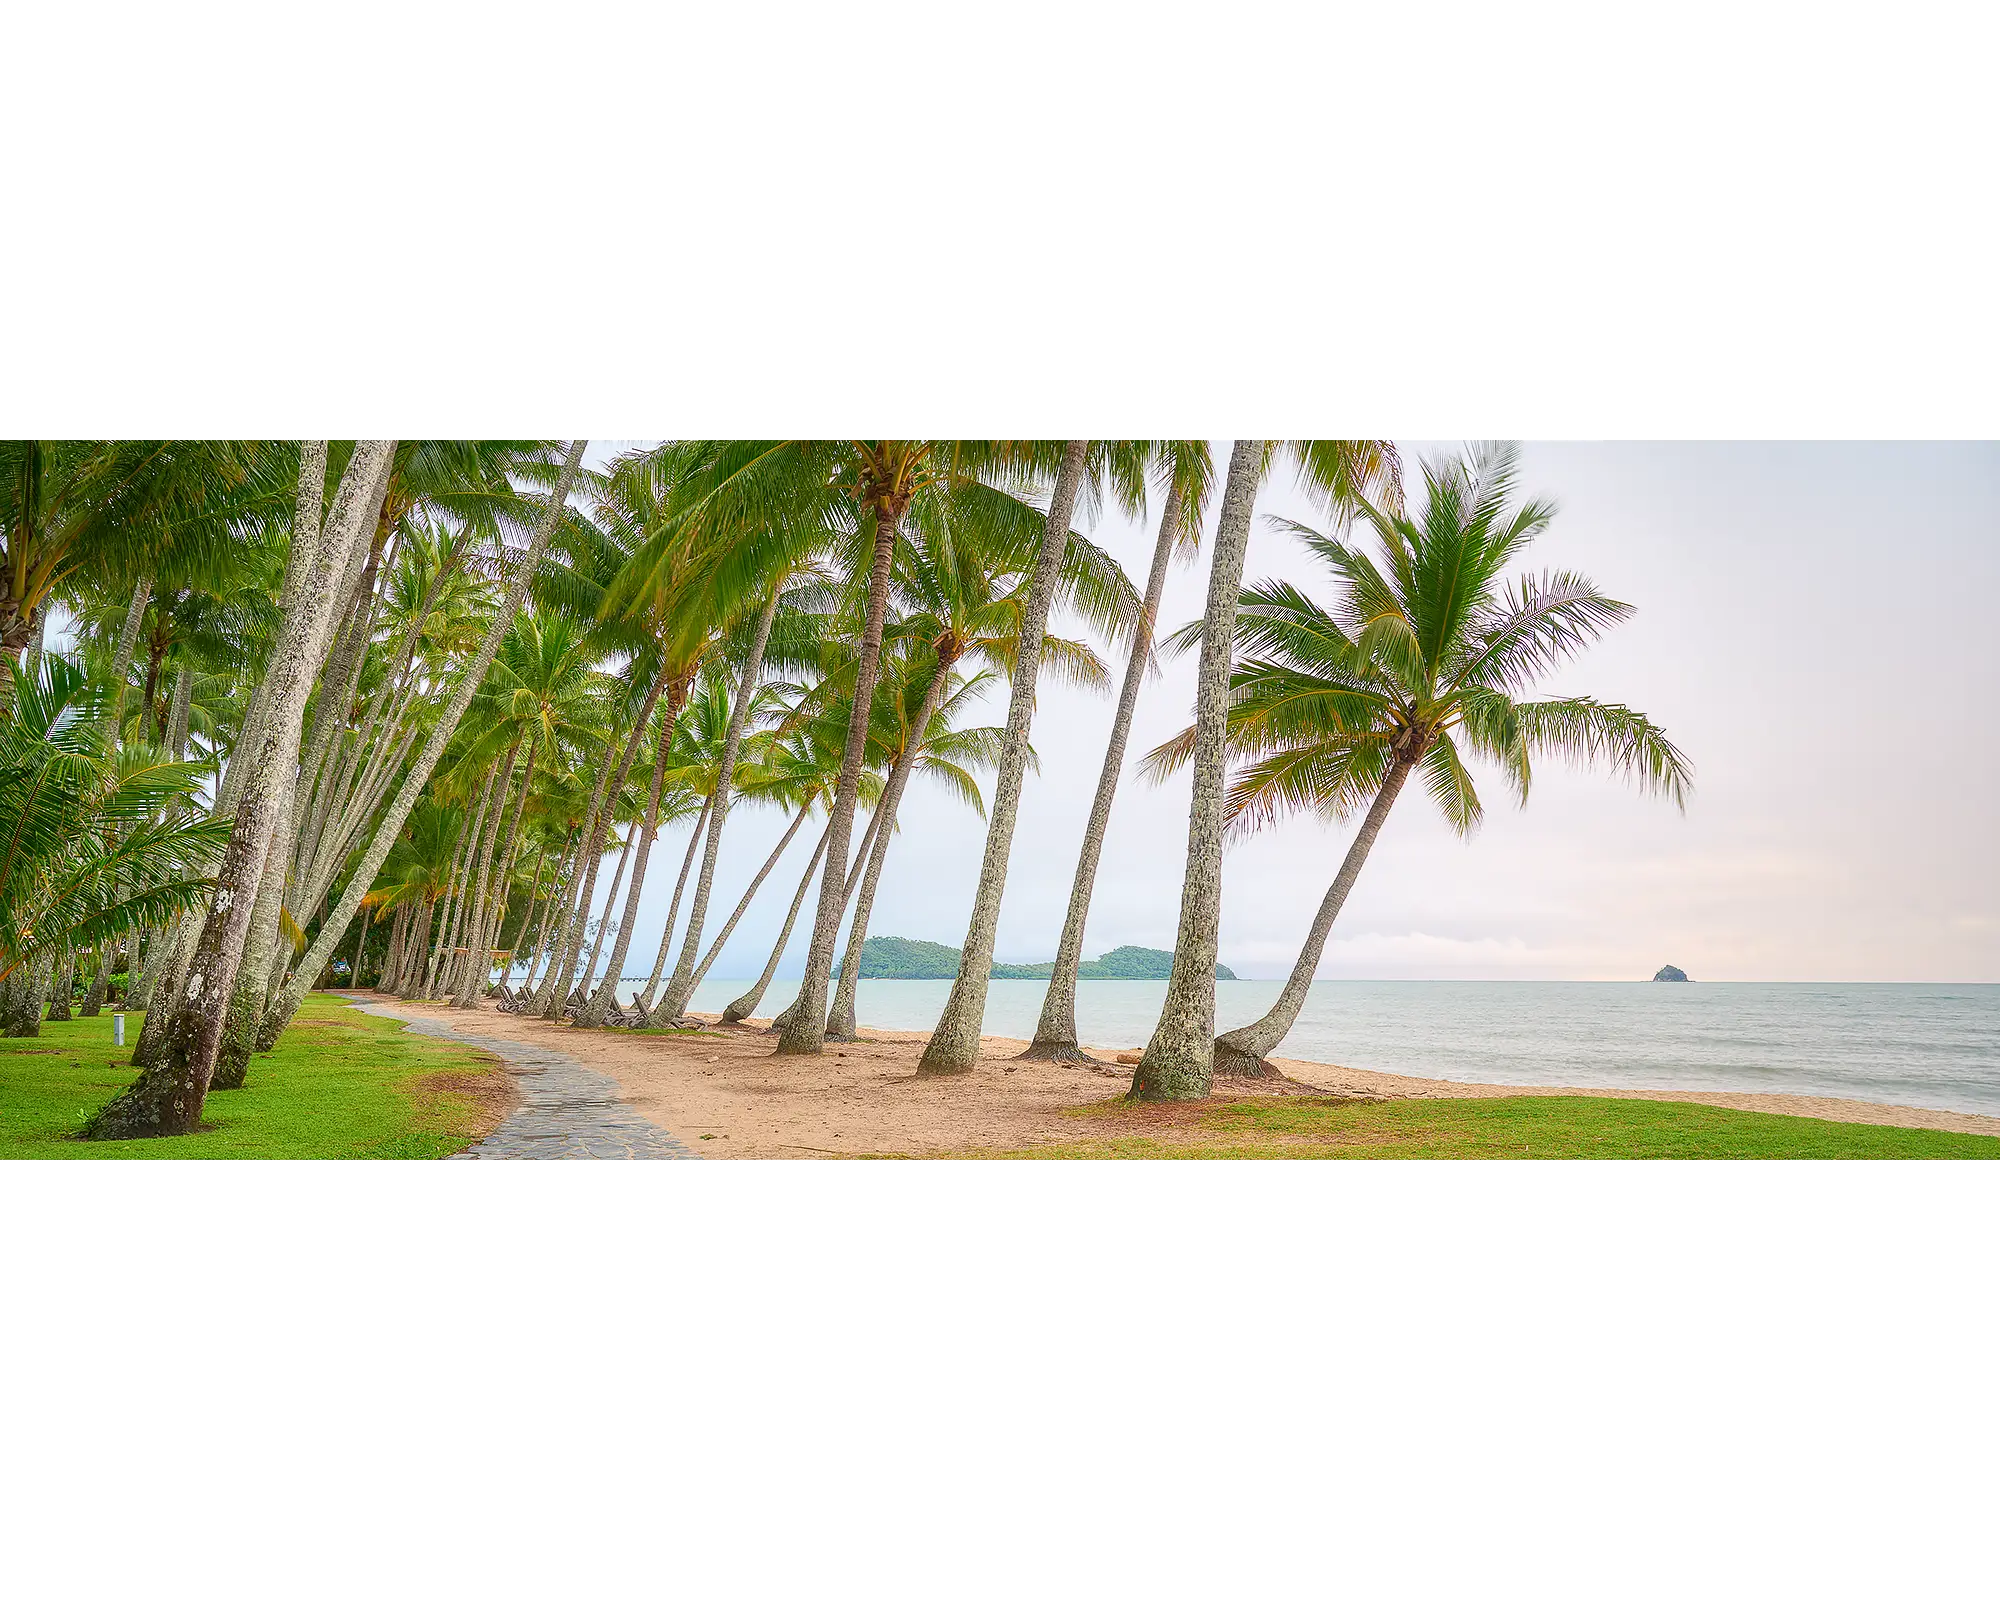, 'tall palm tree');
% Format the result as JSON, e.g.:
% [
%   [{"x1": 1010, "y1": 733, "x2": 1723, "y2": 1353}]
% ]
[
  {"x1": 1131, "y1": 440, "x2": 1402, "y2": 1102},
  {"x1": 263, "y1": 441, "x2": 588, "y2": 1047},
  {"x1": 825, "y1": 655, "x2": 1007, "y2": 1039},
  {"x1": 1144, "y1": 442, "x2": 1691, "y2": 1081},
  {"x1": 88, "y1": 440, "x2": 399, "y2": 1136},
  {"x1": 1024, "y1": 440, "x2": 1213, "y2": 1060},
  {"x1": 626, "y1": 441, "x2": 1004, "y2": 1056}
]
